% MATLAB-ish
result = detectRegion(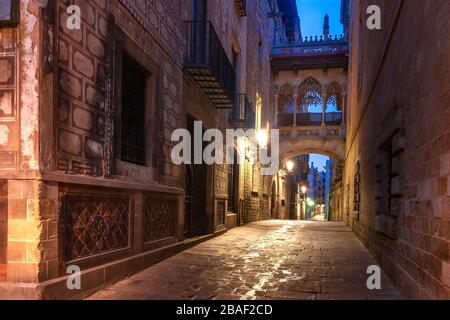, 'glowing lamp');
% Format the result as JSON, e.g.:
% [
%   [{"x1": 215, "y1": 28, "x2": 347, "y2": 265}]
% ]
[
  {"x1": 256, "y1": 130, "x2": 268, "y2": 149},
  {"x1": 307, "y1": 199, "x2": 316, "y2": 207},
  {"x1": 286, "y1": 160, "x2": 295, "y2": 173}
]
